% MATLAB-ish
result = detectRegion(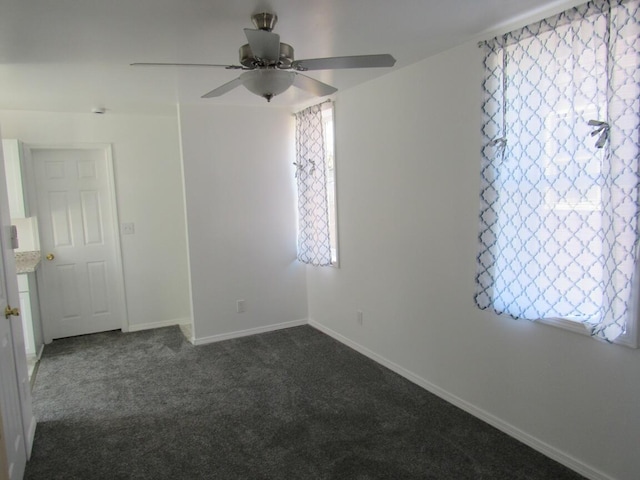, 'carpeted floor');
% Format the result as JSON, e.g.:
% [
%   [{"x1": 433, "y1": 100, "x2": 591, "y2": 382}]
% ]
[{"x1": 26, "y1": 325, "x2": 584, "y2": 479}]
